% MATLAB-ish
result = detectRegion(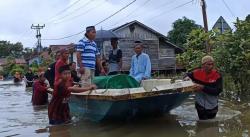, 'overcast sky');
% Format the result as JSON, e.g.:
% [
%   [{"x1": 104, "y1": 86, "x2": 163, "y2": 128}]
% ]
[{"x1": 0, "y1": 0, "x2": 249, "y2": 48}]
